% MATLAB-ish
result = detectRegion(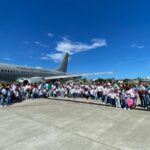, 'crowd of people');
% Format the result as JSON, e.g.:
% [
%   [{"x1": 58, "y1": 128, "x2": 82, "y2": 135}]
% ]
[{"x1": 0, "y1": 81, "x2": 150, "y2": 110}]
